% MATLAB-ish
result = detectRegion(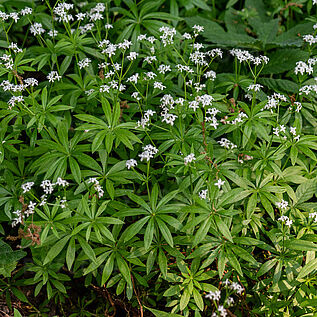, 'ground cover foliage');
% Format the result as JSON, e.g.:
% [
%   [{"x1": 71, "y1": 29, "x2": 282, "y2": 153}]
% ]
[{"x1": 0, "y1": 0, "x2": 317, "y2": 316}]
